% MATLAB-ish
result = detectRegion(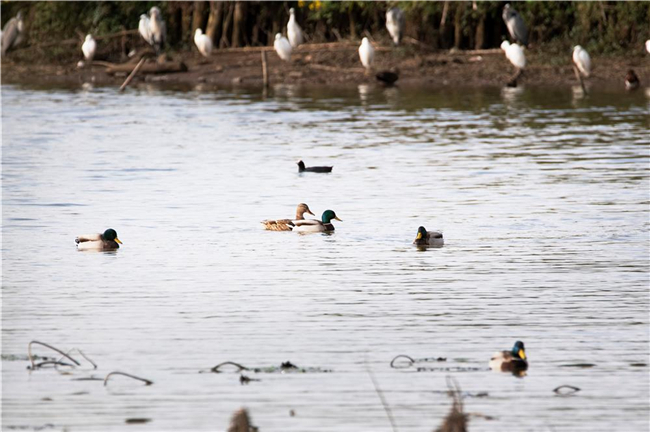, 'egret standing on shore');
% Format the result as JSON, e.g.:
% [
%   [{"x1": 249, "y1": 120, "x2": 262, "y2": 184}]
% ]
[
  {"x1": 274, "y1": 33, "x2": 292, "y2": 61},
  {"x1": 194, "y1": 29, "x2": 212, "y2": 57},
  {"x1": 81, "y1": 34, "x2": 96, "y2": 62},
  {"x1": 287, "y1": 8, "x2": 303, "y2": 48},
  {"x1": 572, "y1": 45, "x2": 591, "y2": 93},
  {"x1": 386, "y1": 7, "x2": 405, "y2": 46},
  {"x1": 501, "y1": 41, "x2": 525, "y2": 87},
  {"x1": 149, "y1": 6, "x2": 166, "y2": 54},
  {"x1": 138, "y1": 14, "x2": 153, "y2": 46},
  {"x1": 645, "y1": 40, "x2": 650, "y2": 54},
  {"x1": 502, "y1": 4, "x2": 528, "y2": 47},
  {"x1": 572, "y1": 45, "x2": 591, "y2": 77},
  {"x1": 1, "y1": 11, "x2": 24, "y2": 57},
  {"x1": 359, "y1": 37, "x2": 375, "y2": 72}
]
